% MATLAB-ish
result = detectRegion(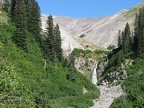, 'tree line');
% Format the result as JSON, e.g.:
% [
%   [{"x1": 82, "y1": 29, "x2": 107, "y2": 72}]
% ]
[
  {"x1": 116, "y1": 7, "x2": 144, "y2": 66},
  {"x1": 43, "y1": 15, "x2": 62, "y2": 63},
  {"x1": 3, "y1": 0, "x2": 62, "y2": 64},
  {"x1": 110, "y1": 6, "x2": 144, "y2": 108},
  {"x1": 101, "y1": 6, "x2": 144, "y2": 77}
]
